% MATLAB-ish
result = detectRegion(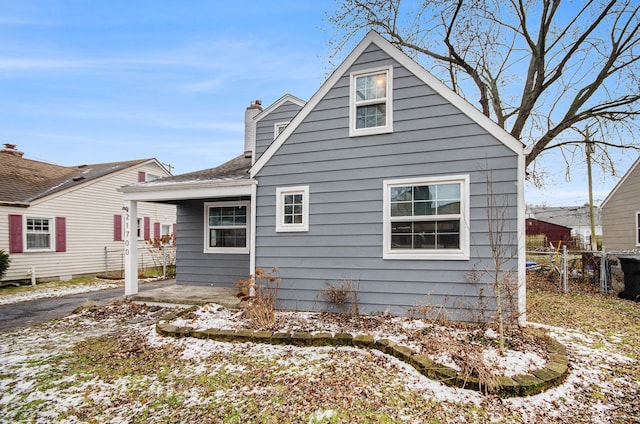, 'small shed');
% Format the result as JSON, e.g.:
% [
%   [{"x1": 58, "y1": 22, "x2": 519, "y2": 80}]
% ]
[{"x1": 526, "y1": 218, "x2": 572, "y2": 247}]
